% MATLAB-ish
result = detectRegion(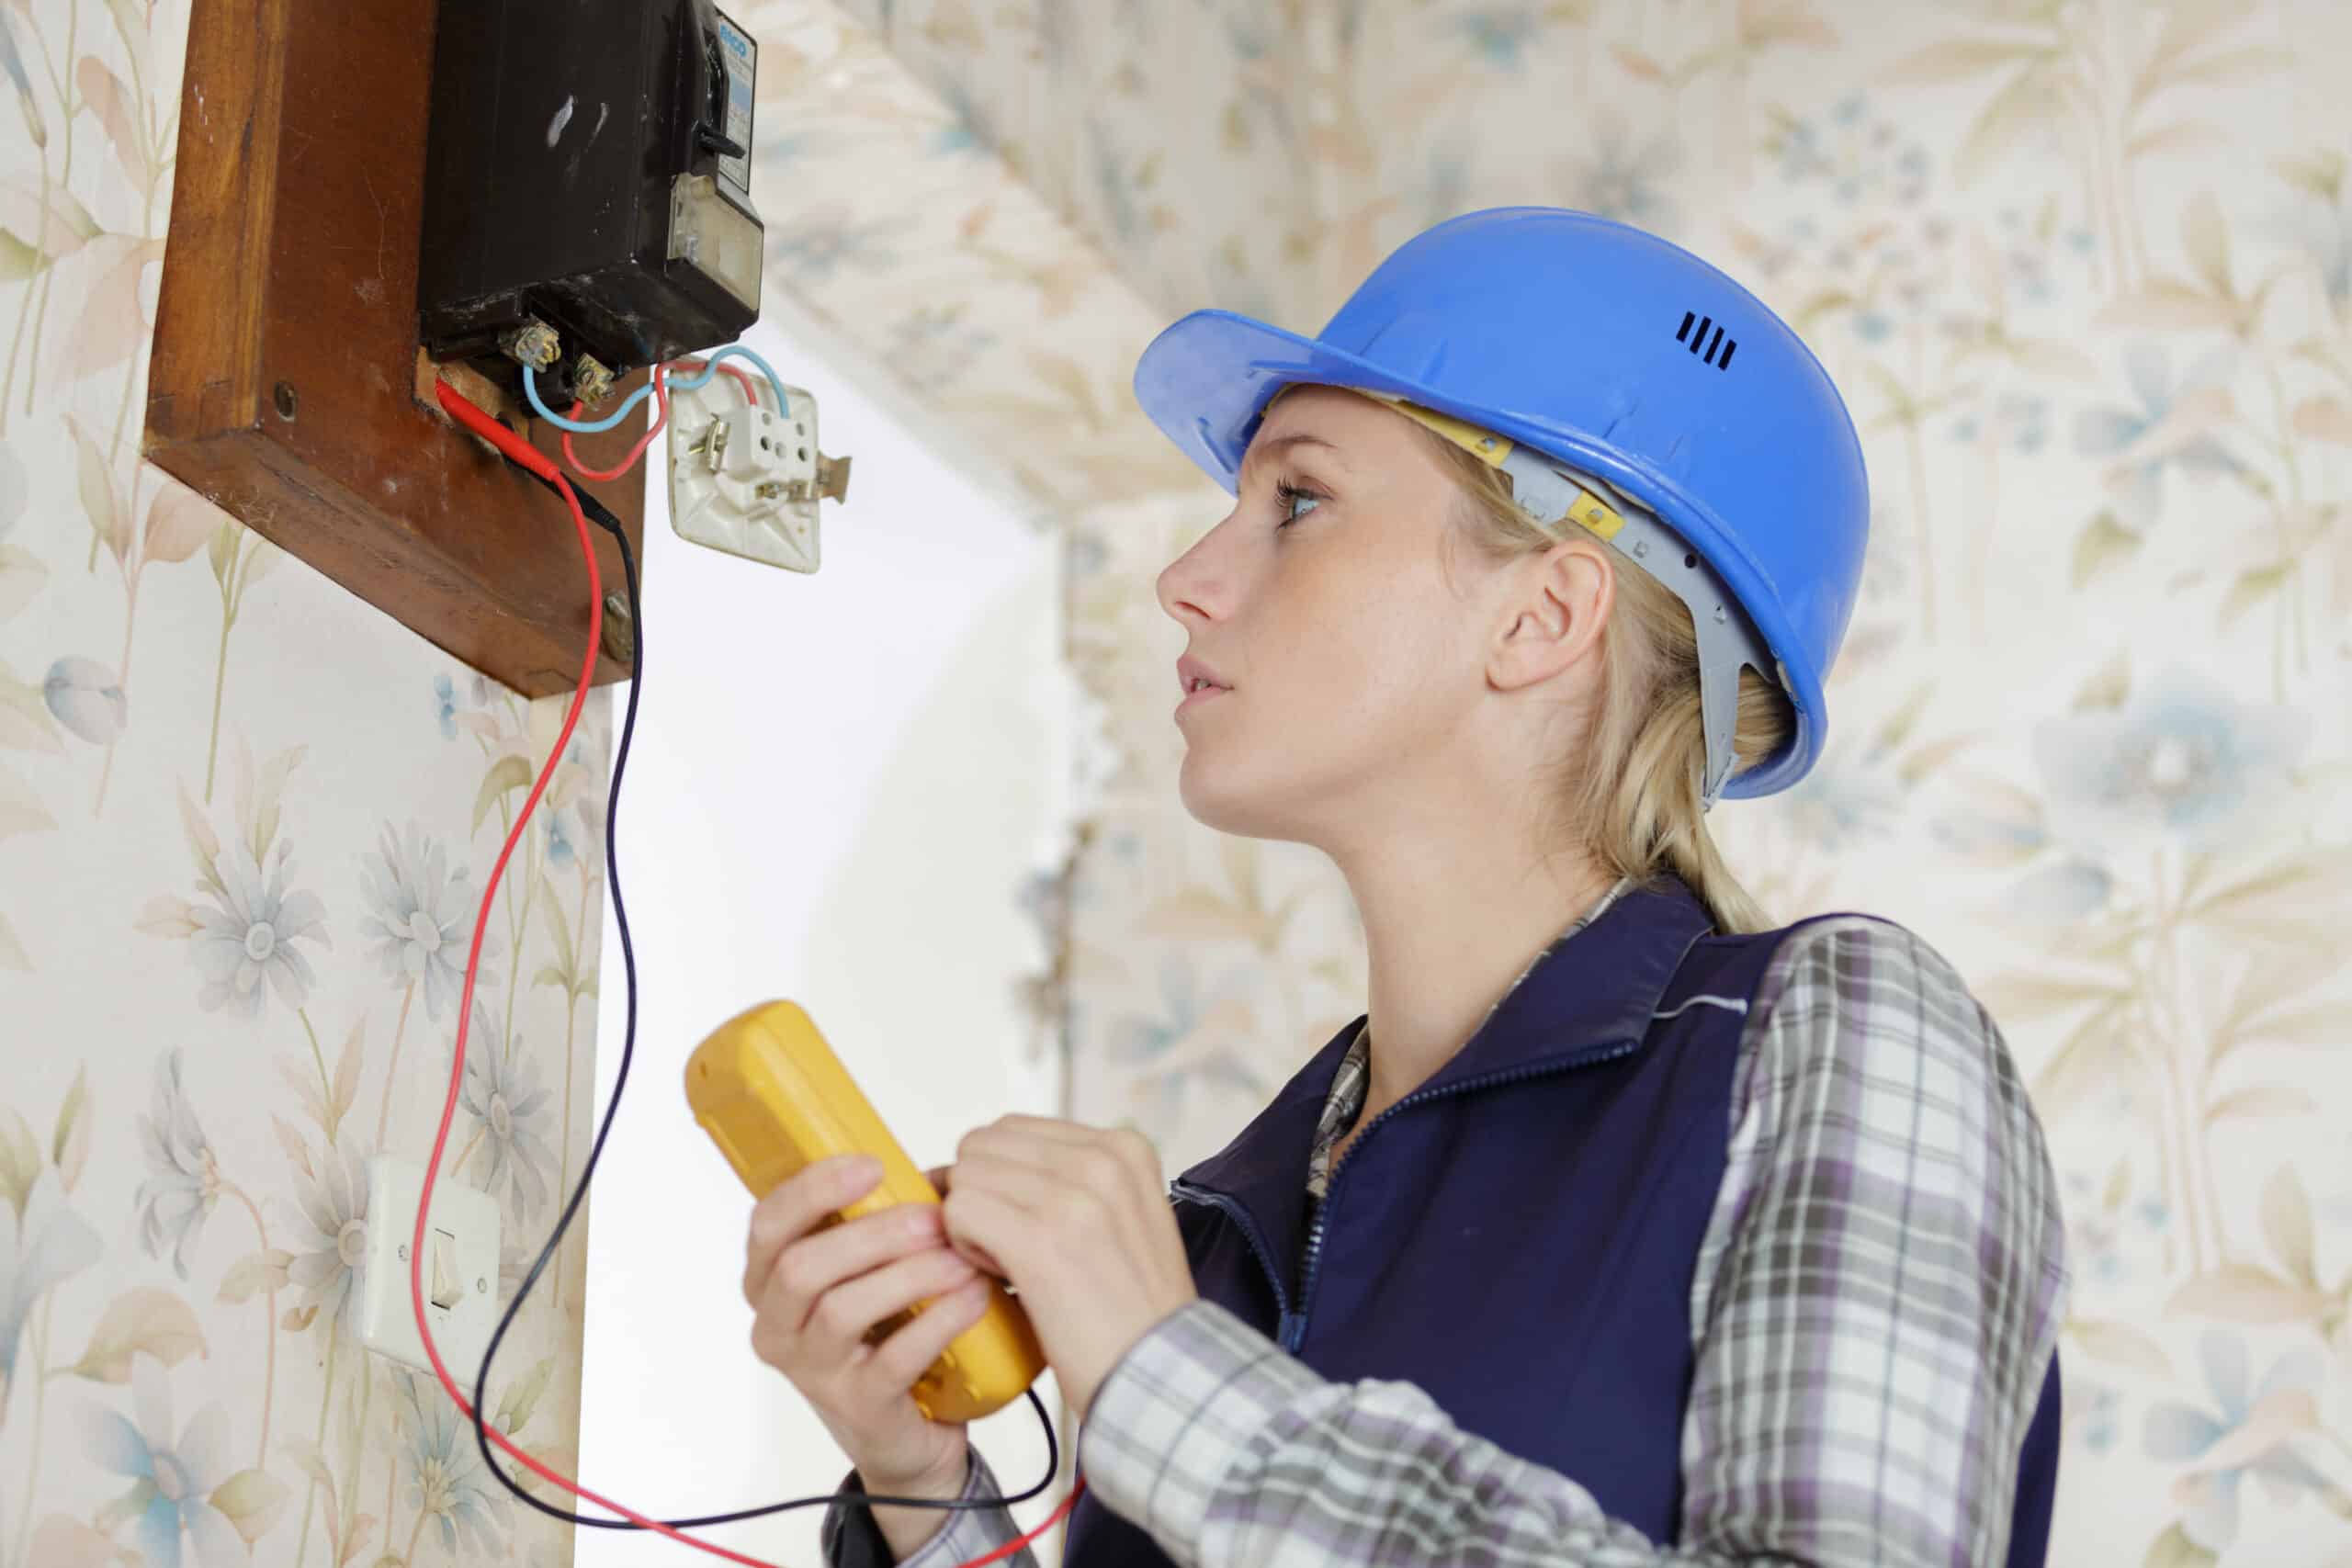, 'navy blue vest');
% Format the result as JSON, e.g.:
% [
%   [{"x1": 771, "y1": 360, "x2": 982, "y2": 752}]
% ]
[{"x1": 1064, "y1": 876, "x2": 2061, "y2": 1565}]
